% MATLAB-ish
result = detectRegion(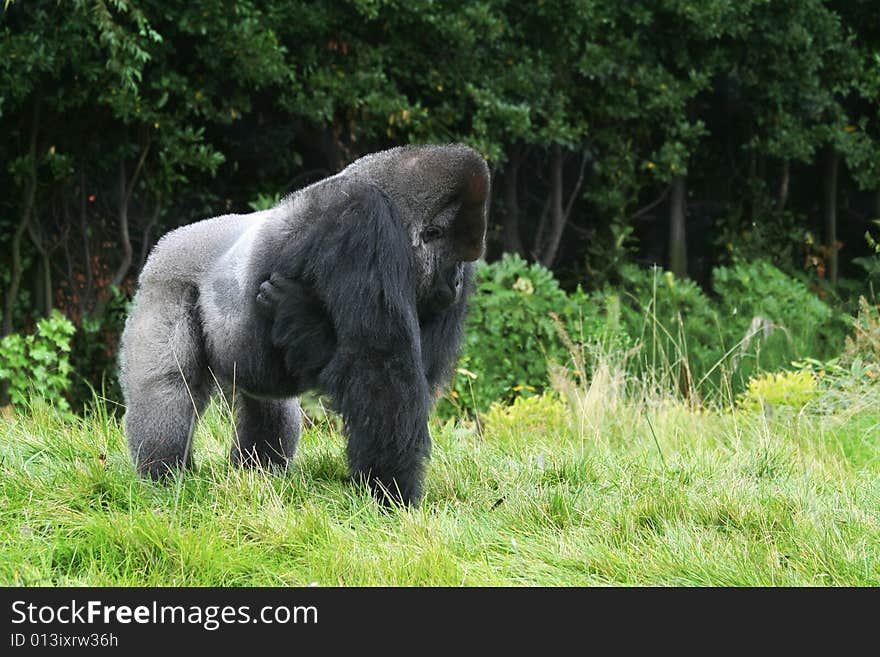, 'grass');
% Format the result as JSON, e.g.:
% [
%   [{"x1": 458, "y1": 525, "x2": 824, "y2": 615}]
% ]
[{"x1": 1, "y1": 366, "x2": 878, "y2": 587}]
